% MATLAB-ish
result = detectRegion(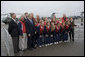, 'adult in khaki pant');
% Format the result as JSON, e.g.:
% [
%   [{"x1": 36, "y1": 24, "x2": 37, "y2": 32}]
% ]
[{"x1": 18, "y1": 15, "x2": 27, "y2": 51}]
